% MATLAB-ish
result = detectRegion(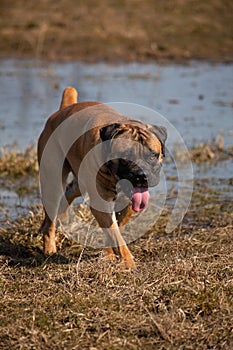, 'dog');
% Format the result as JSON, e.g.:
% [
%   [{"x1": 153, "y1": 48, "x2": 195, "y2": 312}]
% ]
[{"x1": 38, "y1": 87, "x2": 167, "y2": 269}]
